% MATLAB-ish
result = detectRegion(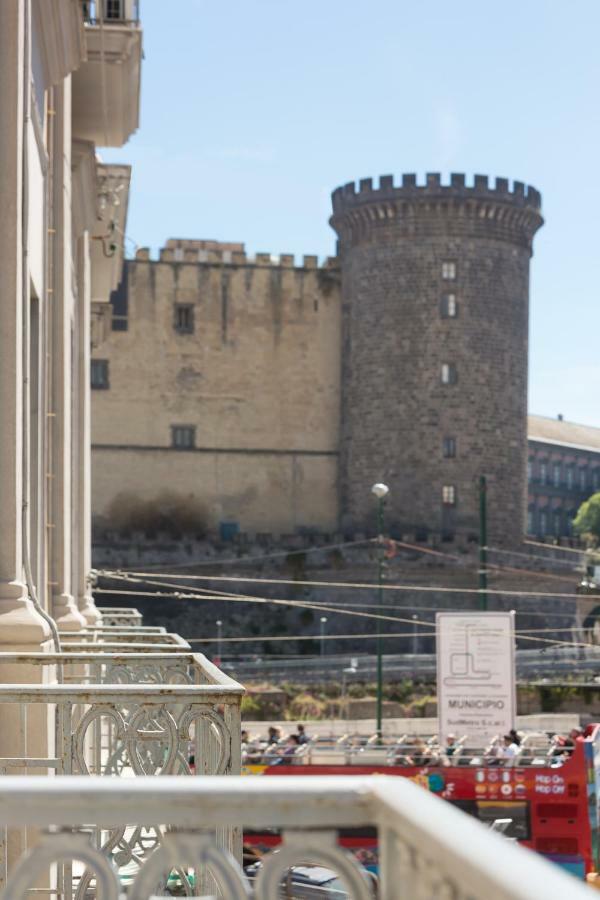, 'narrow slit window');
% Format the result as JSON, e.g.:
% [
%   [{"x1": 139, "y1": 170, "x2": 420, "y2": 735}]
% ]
[
  {"x1": 174, "y1": 304, "x2": 194, "y2": 334},
  {"x1": 91, "y1": 359, "x2": 109, "y2": 389},
  {"x1": 442, "y1": 485, "x2": 456, "y2": 505},
  {"x1": 441, "y1": 294, "x2": 458, "y2": 318},
  {"x1": 442, "y1": 437, "x2": 456, "y2": 458},
  {"x1": 171, "y1": 425, "x2": 196, "y2": 449},
  {"x1": 441, "y1": 363, "x2": 457, "y2": 384}
]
